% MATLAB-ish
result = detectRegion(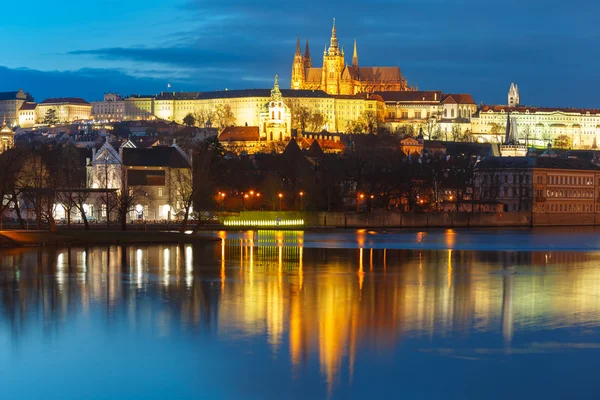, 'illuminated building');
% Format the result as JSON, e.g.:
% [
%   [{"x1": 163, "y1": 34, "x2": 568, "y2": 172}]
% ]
[
  {"x1": 18, "y1": 102, "x2": 37, "y2": 128},
  {"x1": 89, "y1": 142, "x2": 192, "y2": 221},
  {"x1": 475, "y1": 156, "x2": 600, "y2": 224},
  {"x1": 91, "y1": 93, "x2": 124, "y2": 121},
  {"x1": 0, "y1": 118, "x2": 14, "y2": 152},
  {"x1": 36, "y1": 97, "x2": 91, "y2": 123},
  {"x1": 291, "y1": 20, "x2": 407, "y2": 95},
  {"x1": 471, "y1": 83, "x2": 600, "y2": 148},
  {"x1": 0, "y1": 89, "x2": 30, "y2": 127}
]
